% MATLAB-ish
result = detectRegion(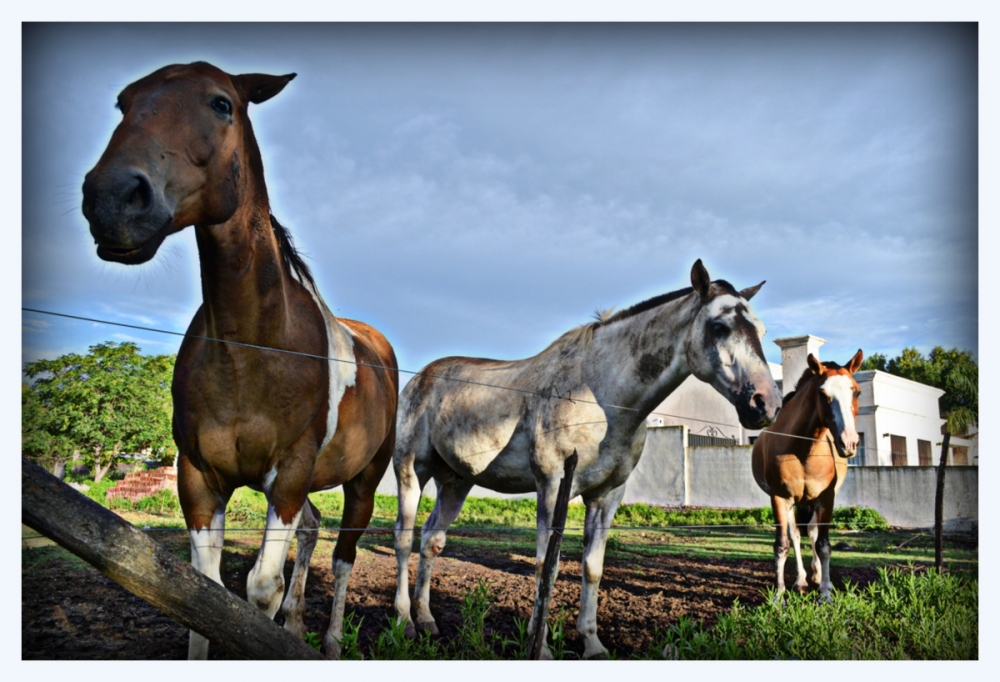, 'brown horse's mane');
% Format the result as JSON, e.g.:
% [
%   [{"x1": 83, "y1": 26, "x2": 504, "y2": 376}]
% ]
[
  {"x1": 783, "y1": 360, "x2": 846, "y2": 405},
  {"x1": 269, "y1": 214, "x2": 316, "y2": 289},
  {"x1": 541, "y1": 279, "x2": 740, "y2": 352}
]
